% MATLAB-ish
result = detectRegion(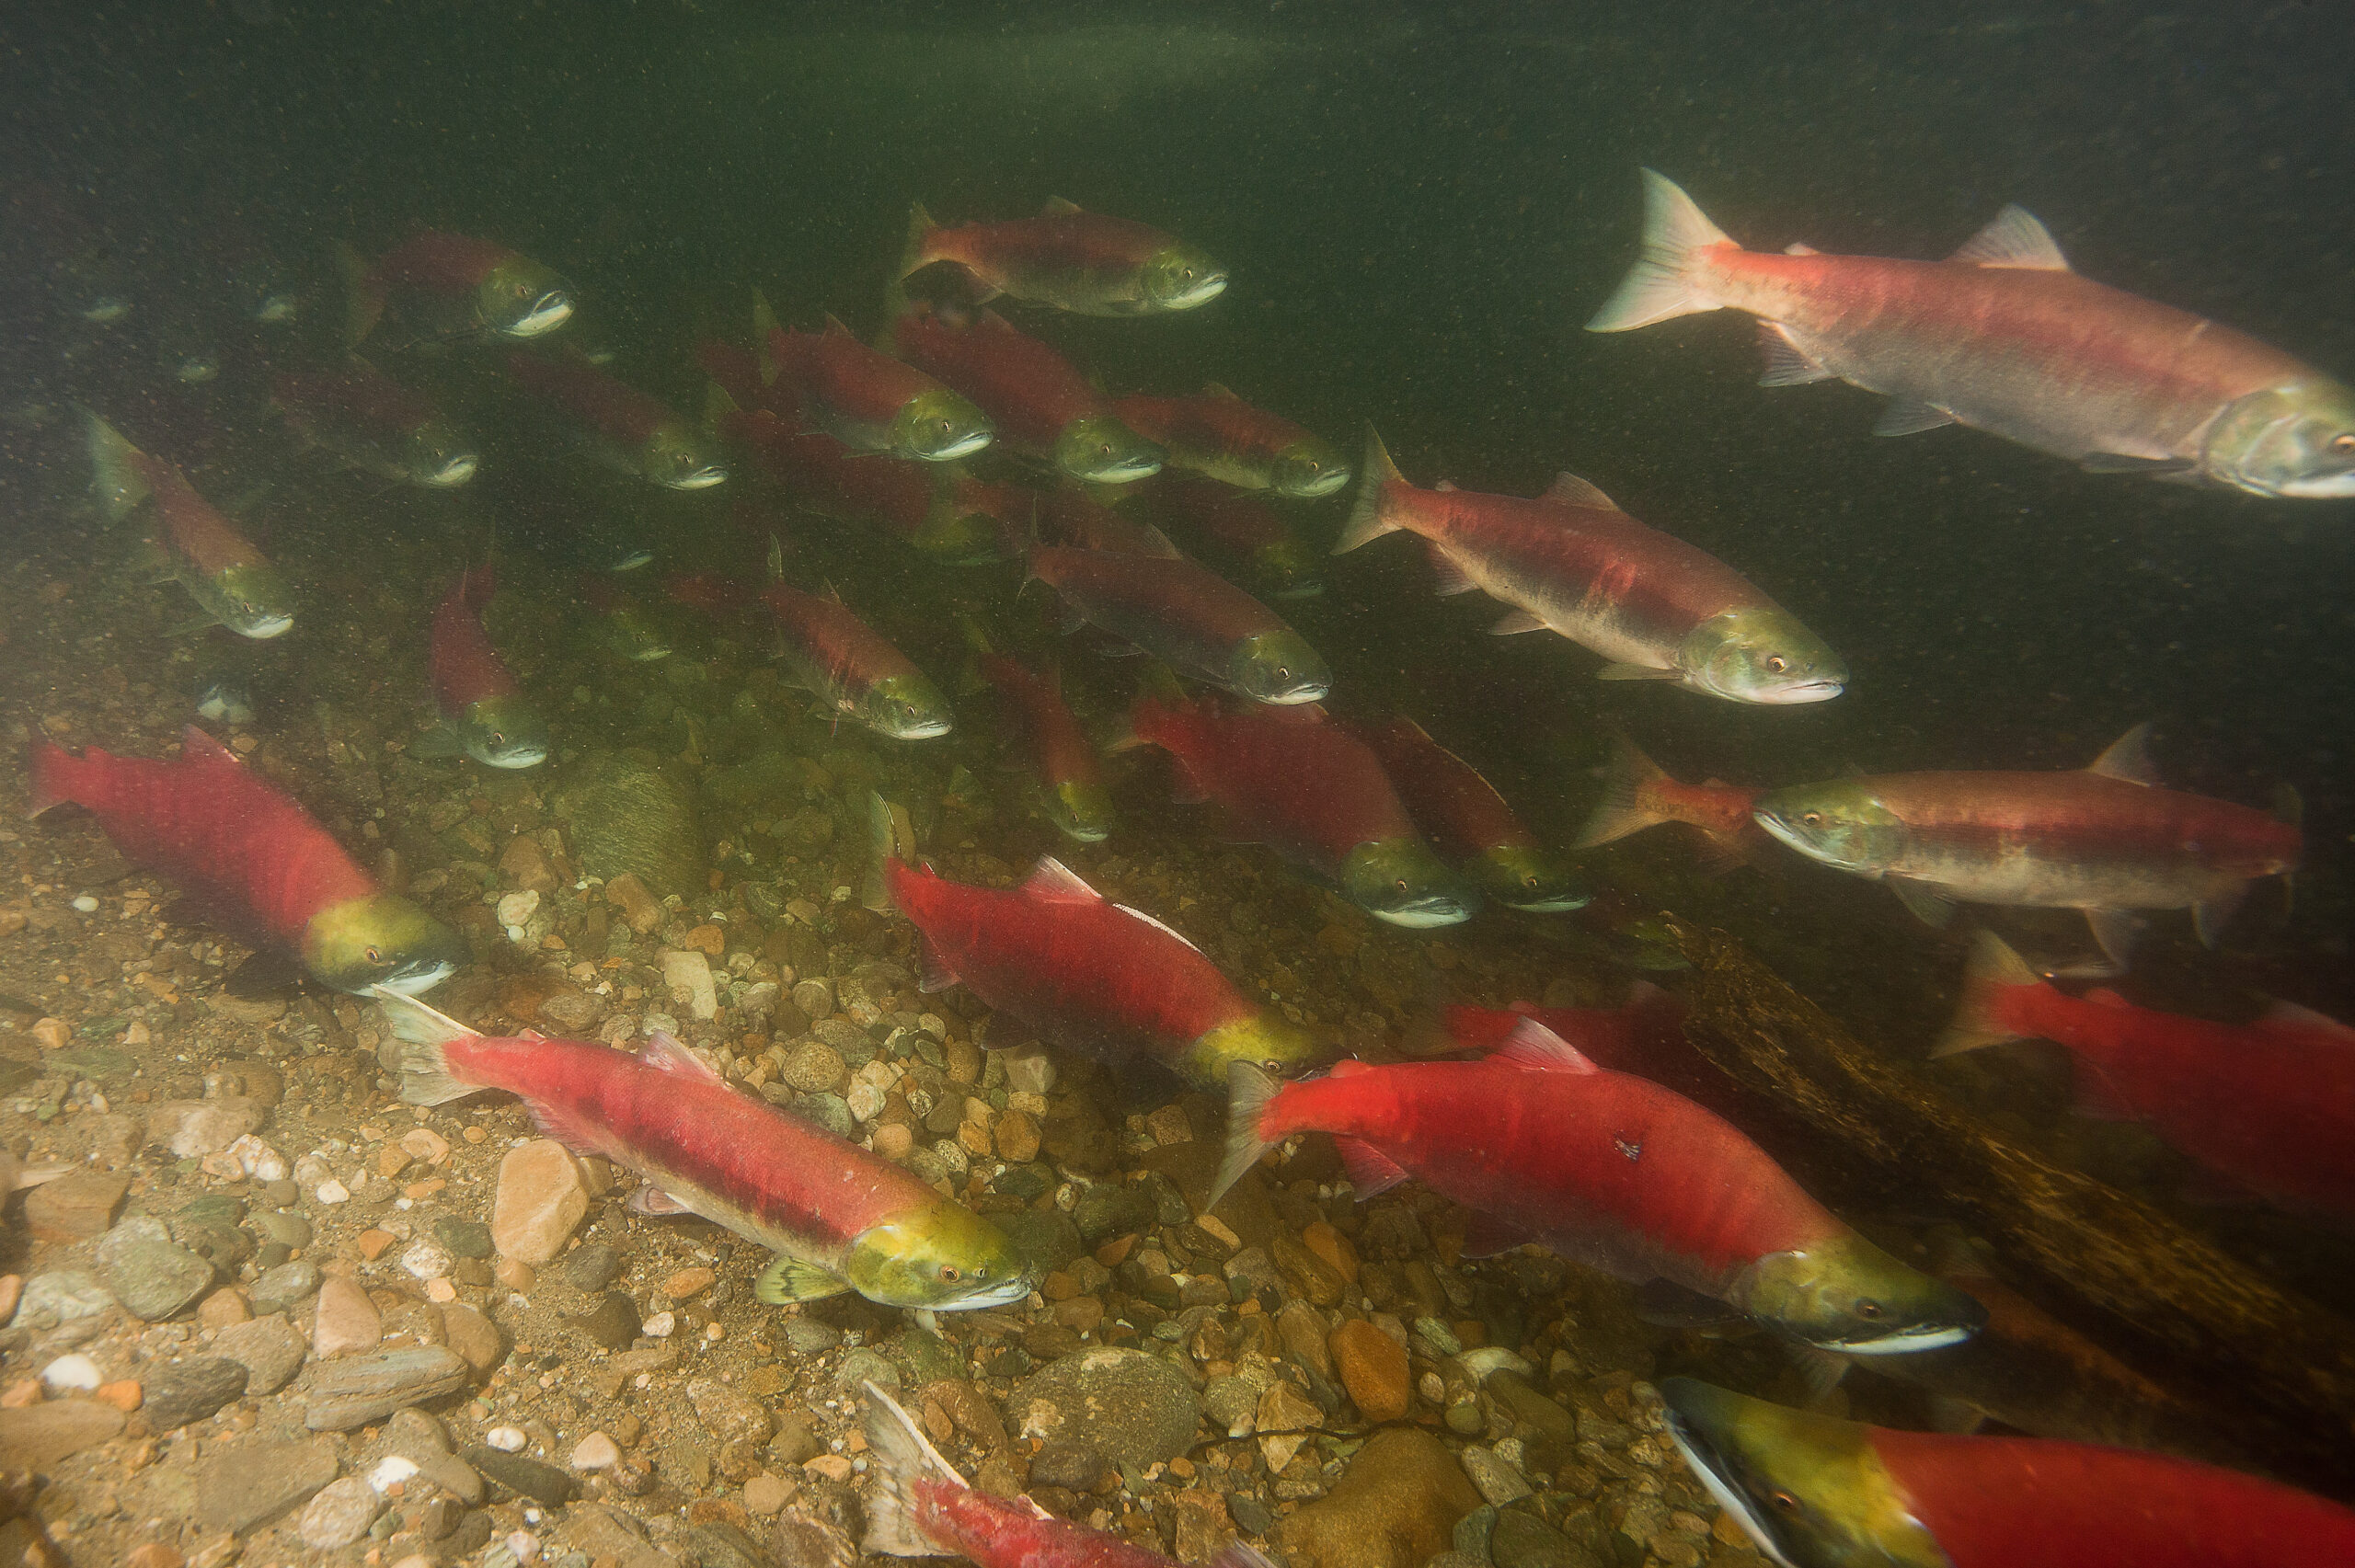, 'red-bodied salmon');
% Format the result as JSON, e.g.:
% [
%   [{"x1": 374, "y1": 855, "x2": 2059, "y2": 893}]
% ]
[
  {"x1": 28, "y1": 727, "x2": 466, "y2": 994},
  {"x1": 1350, "y1": 715, "x2": 1590, "y2": 912},
  {"x1": 1110, "y1": 384, "x2": 1350, "y2": 497},
  {"x1": 83, "y1": 411, "x2": 296, "y2": 639},
  {"x1": 507, "y1": 350, "x2": 727, "y2": 490},
  {"x1": 1033, "y1": 486, "x2": 1183, "y2": 558},
  {"x1": 1339, "y1": 430, "x2": 1846, "y2": 704},
  {"x1": 373, "y1": 992, "x2": 1030, "y2": 1309},
  {"x1": 1936, "y1": 933, "x2": 2355, "y2": 1217},
  {"x1": 901, "y1": 199, "x2": 1226, "y2": 317},
  {"x1": 863, "y1": 797, "x2": 1319, "y2": 1088},
  {"x1": 1576, "y1": 734, "x2": 1768, "y2": 870},
  {"x1": 1214, "y1": 1026, "x2": 1982, "y2": 1352},
  {"x1": 1029, "y1": 545, "x2": 1328, "y2": 705},
  {"x1": 417, "y1": 567, "x2": 546, "y2": 770},
  {"x1": 338, "y1": 230, "x2": 573, "y2": 348},
  {"x1": 1125, "y1": 697, "x2": 1472, "y2": 927},
  {"x1": 970, "y1": 644, "x2": 1115, "y2": 844},
  {"x1": 1752, "y1": 726, "x2": 2302, "y2": 967},
  {"x1": 862, "y1": 1381, "x2": 1272, "y2": 1568},
  {"x1": 762, "y1": 572, "x2": 953, "y2": 741},
  {"x1": 709, "y1": 396, "x2": 998, "y2": 564},
  {"x1": 1144, "y1": 478, "x2": 1325, "y2": 600},
  {"x1": 1660, "y1": 1378, "x2": 2355, "y2": 1568},
  {"x1": 890, "y1": 305, "x2": 1164, "y2": 484},
  {"x1": 763, "y1": 307, "x2": 993, "y2": 461},
  {"x1": 1589, "y1": 171, "x2": 2355, "y2": 498},
  {"x1": 271, "y1": 358, "x2": 479, "y2": 487}
]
